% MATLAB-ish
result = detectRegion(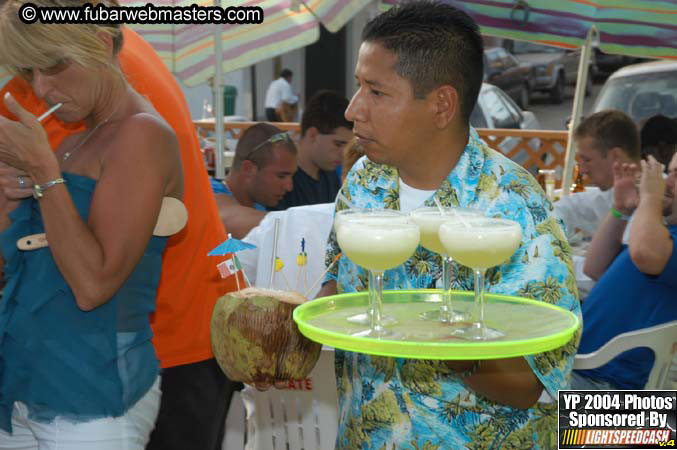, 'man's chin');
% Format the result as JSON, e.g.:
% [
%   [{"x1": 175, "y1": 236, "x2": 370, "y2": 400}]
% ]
[{"x1": 364, "y1": 149, "x2": 388, "y2": 165}]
